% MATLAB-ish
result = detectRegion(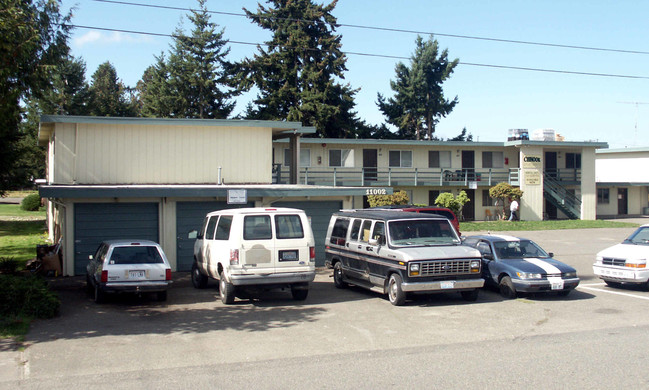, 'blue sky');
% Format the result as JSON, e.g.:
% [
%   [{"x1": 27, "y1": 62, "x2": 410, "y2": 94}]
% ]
[{"x1": 62, "y1": 0, "x2": 649, "y2": 148}]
